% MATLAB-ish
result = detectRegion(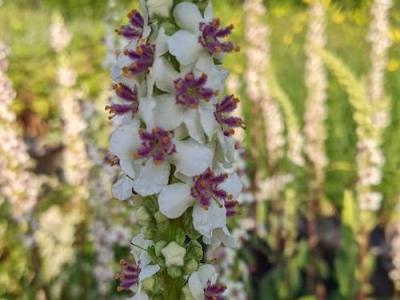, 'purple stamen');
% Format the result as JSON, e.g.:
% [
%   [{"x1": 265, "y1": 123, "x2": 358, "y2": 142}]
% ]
[
  {"x1": 123, "y1": 44, "x2": 155, "y2": 76},
  {"x1": 199, "y1": 19, "x2": 239, "y2": 55},
  {"x1": 105, "y1": 84, "x2": 139, "y2": 118},
  {"x1": 191, "y1": 169, "x2": 237, "y2": 217},
  {"x1": 214, "y1": 95, "x2": 245, "y2": 136},
  {"x1": 174, "y1": 72, "x2": 217, "y2": 109},
  {"x1": 116, "y1": 10, "x2": 144, "y2": 40},
  {"x1": 204, "y1": 280, "x2": 227, "y2": 300},
  {"x1": 116, "y1": 259, "x2": 141, "y2": 292},
  {"x1": 134, "y1": 128, "x2": 176, "y2": 164}
]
